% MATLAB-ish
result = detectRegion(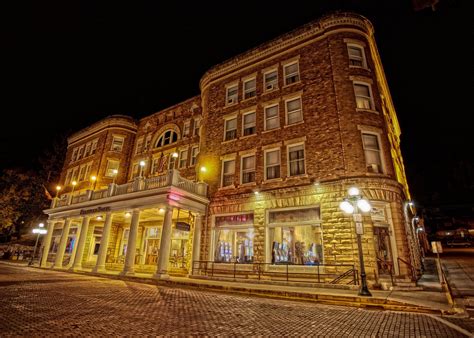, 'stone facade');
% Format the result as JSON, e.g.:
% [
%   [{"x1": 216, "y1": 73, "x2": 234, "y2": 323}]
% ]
[{"x1": 45, "y1": 13, "x2": 416, "y2": 284}]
